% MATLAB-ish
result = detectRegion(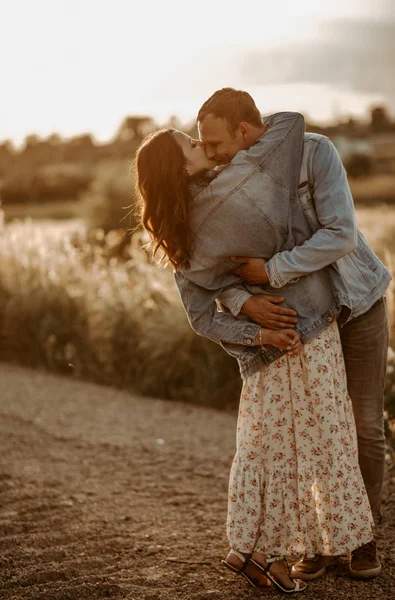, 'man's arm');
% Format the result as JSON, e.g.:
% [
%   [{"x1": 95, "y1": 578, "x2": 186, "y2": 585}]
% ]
[{"x1": 263, "y1": 137, "x2": 358, "y2": 288}]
